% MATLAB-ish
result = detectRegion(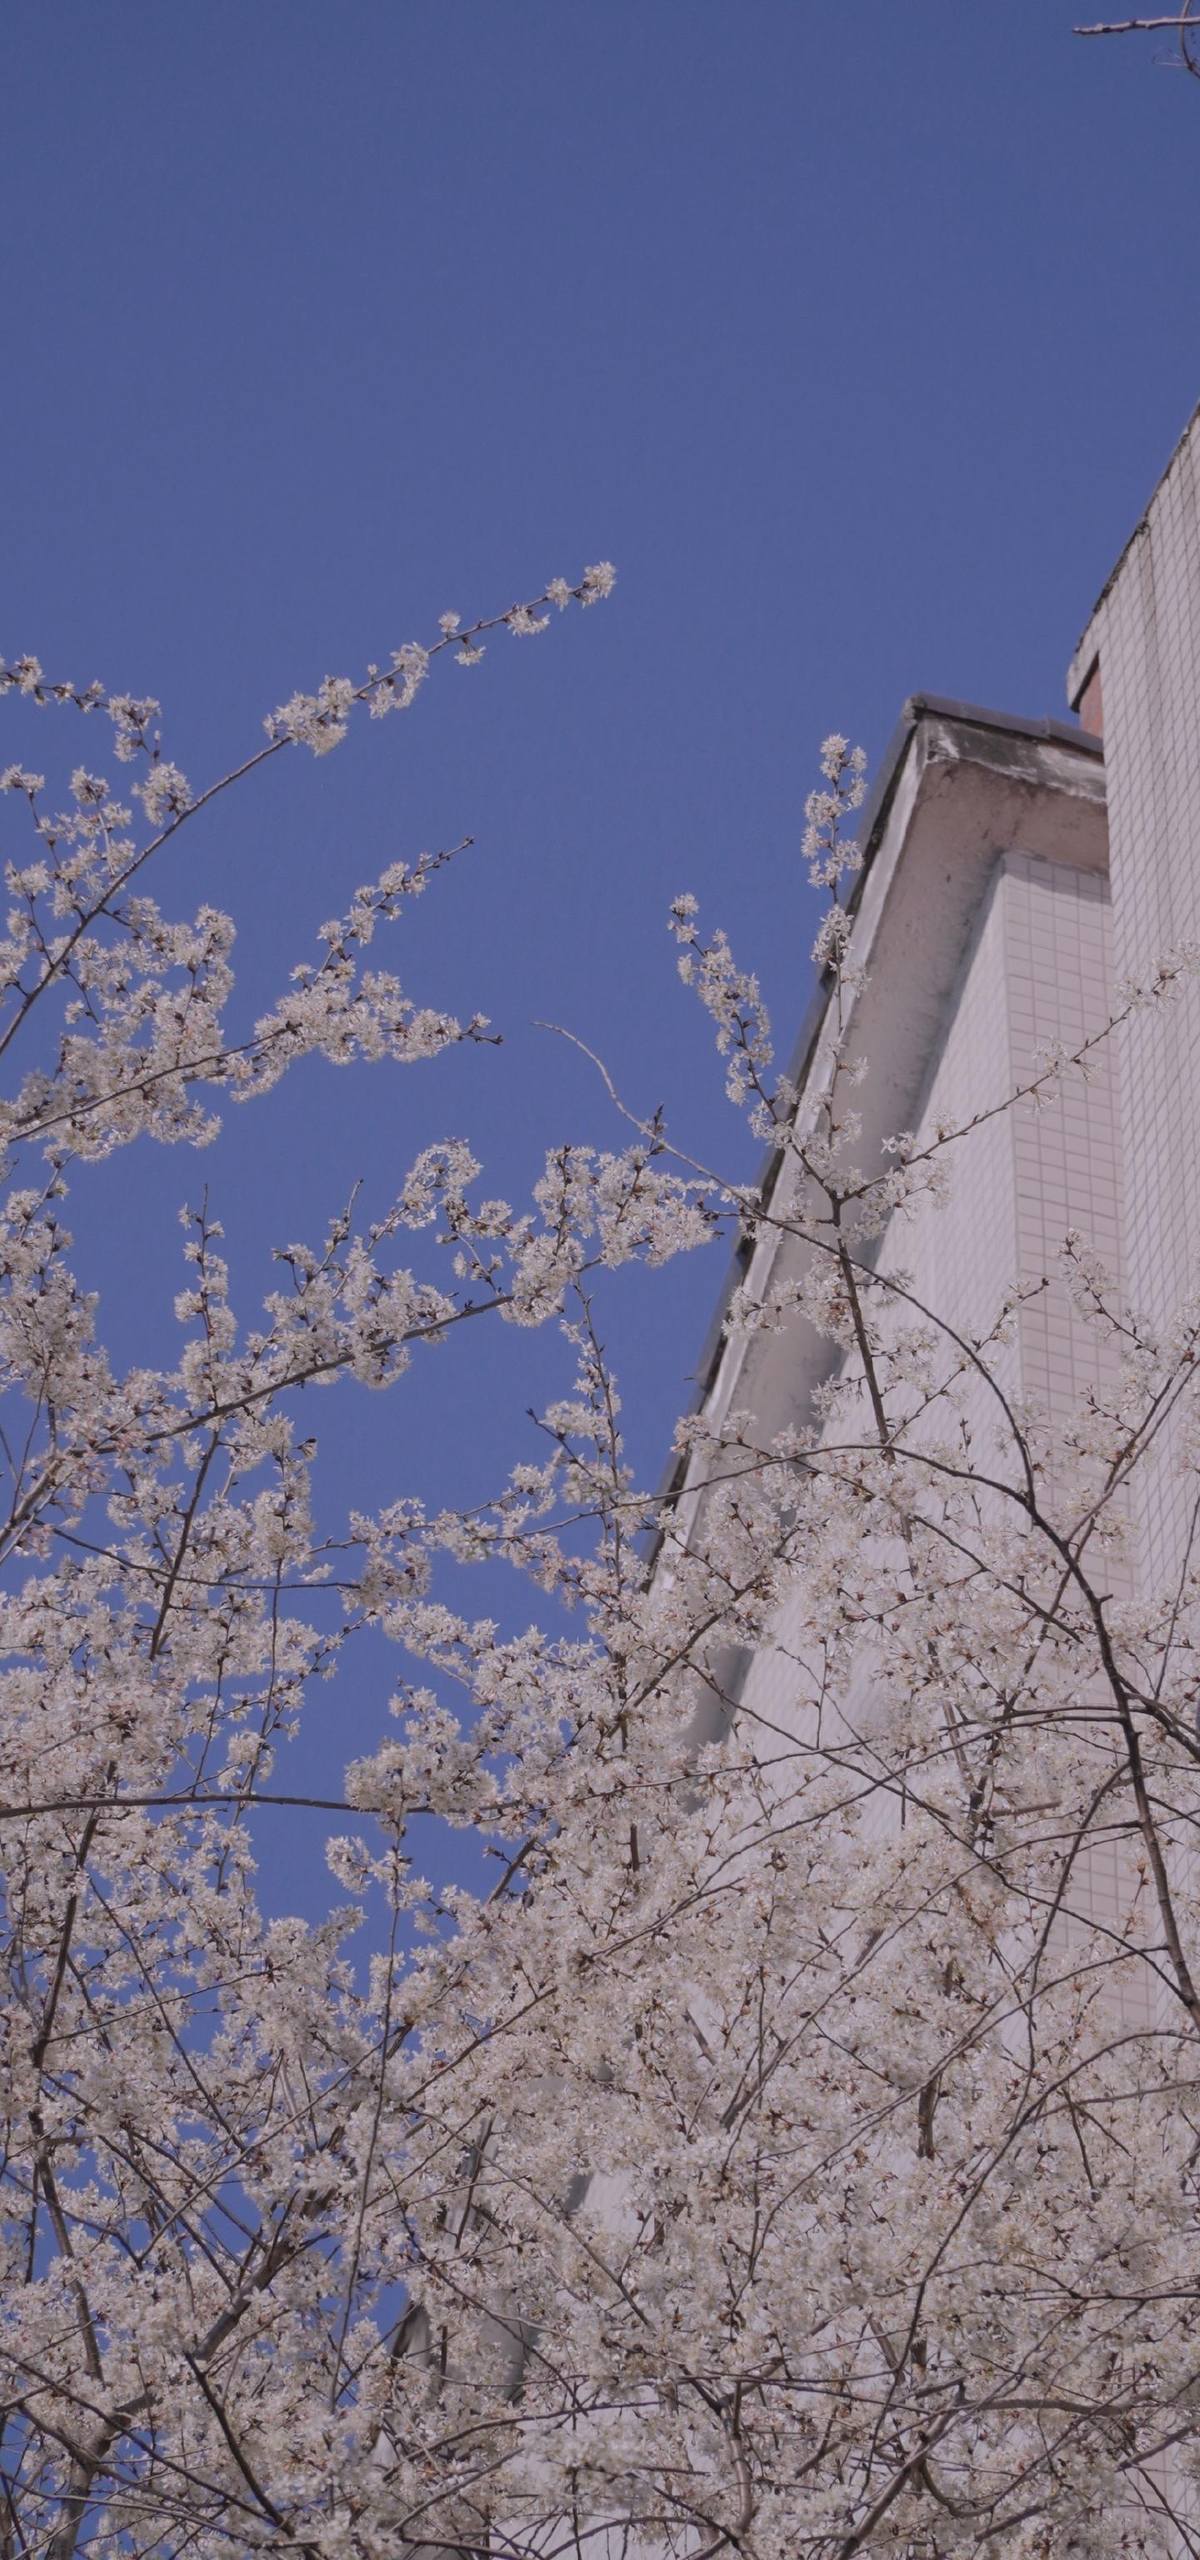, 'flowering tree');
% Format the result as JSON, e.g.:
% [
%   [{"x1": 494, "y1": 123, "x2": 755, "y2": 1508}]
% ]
[{"x1": 2, "y1": 594, "x2": 1200, "y2": 2560}]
